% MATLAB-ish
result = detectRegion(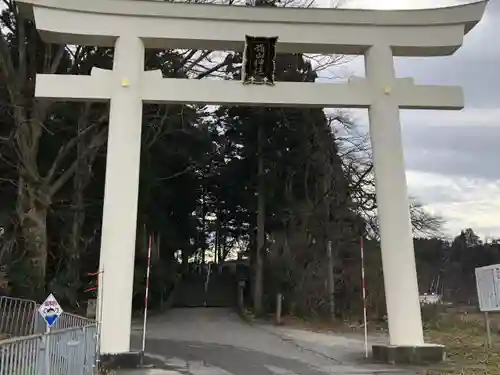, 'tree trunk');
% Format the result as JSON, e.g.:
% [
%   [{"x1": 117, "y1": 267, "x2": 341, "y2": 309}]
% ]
[
  {"x1": 17, "y1": 177, "x2": 49, "y2": 297},
  {"x1": 67, "y1": 122, "x2": 87, "y2": 303},
  {"x1": 66, "y1": 105, "x2": 105, "y2": 305},
  {"x1": 215, "y1": 209, "x2": 222, "y2": 264},
  {"x1": 201, "y1": 186, "x2": 206, "y2": 265},
  {"x1": 322, "y1": 137, "x2": 335, "y2": 320},
  {"x1": 67, "y1": 191, "x2": 84, "y2": 301},
  {"x1": 326, "y1": 240, "x2": 335, "y2": 322},
  {"x1": 254, "y1": 122, "x2": 265, "y2": 316}
]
